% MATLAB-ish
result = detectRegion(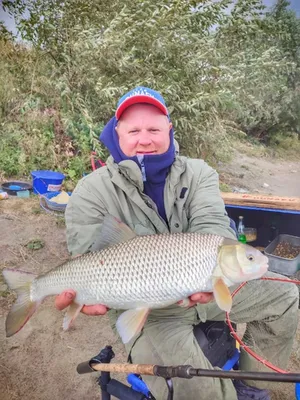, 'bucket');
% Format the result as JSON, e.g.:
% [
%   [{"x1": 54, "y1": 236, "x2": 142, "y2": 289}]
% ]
[{"x1": 31, "y1": 170, "x2": 65, "y2": 195}]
